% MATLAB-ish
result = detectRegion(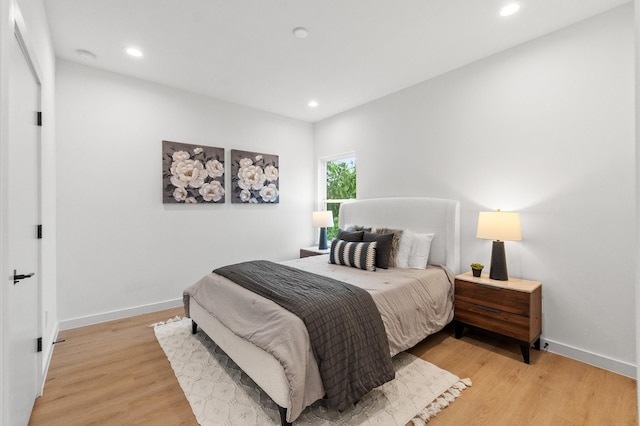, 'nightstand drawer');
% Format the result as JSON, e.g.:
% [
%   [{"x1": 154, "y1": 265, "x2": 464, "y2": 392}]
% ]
[
  {"x1": 454, "y1": 272, "x2": 542, "y2": 364},
  {"x1": 455, "y1": 279, "x2": 530, "y2": 317},
  {"x1": 455, "y1": 299, "x2": 530, "y2": 341}
]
